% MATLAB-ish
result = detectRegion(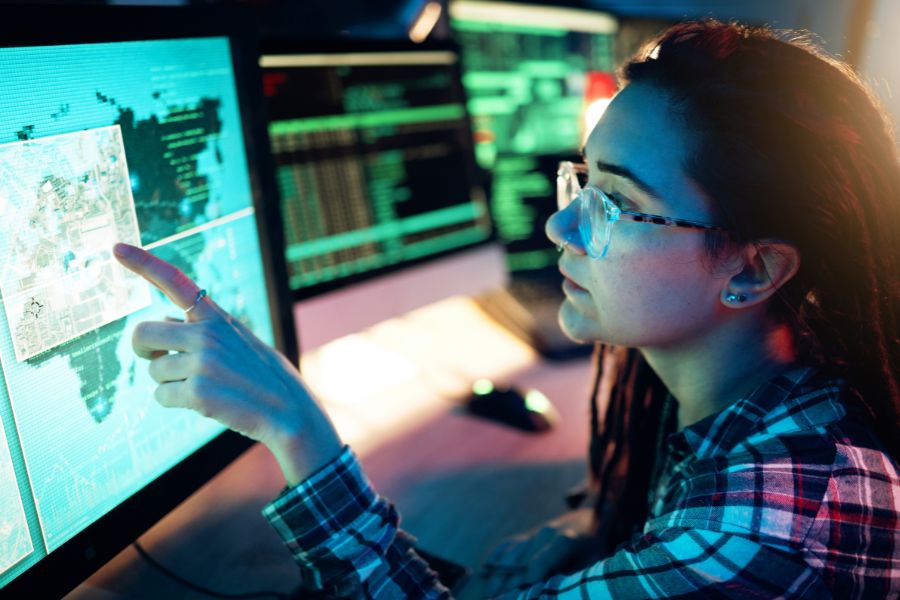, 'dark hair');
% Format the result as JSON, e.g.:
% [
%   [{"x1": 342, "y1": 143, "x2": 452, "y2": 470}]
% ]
[{"x1": 589, "y1": 19, "x2": 900, "y2": 551}]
